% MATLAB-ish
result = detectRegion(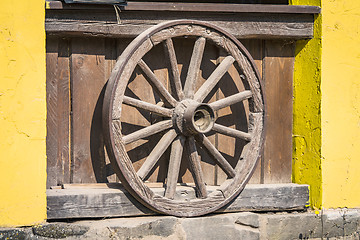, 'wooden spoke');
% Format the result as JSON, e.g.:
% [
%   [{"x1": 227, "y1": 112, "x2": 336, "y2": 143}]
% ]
[
  {"x1": 137, "y1": 129, "x2": 177, "y2": 180},
  {"x1": 194, "y1": 56, "x2": 235, "y2": 102},
  {"x1": 123, "y1": 96, "x2": 173, "y2": 117},
  {"x1": 138, "y1": 59, "x2": 178, "y2": 107},
  {"x1": 164, "y1": 38, "x2": 185, "y2": 101},
  {"x1": 196, "y1": 134, "x2": 236, "y2": 178},
  {"x1": 187, "y1": 136, "x2": 207, "y2": 198},
  {"x1": 212, "y1": 123, "x2": 252, "y2": 141},
  {"x1": 209, "y1": 90, "x2": 252, "y2": 111},
  {"x1": 183, "y1": 37, "x2": 206, "y2": 99},
  {"x1": 165, "y1": 135, "x2": 185, "y2": 199},
  {"x1": 122, "y1": 120, "x2": 173, "y2": 145}
]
